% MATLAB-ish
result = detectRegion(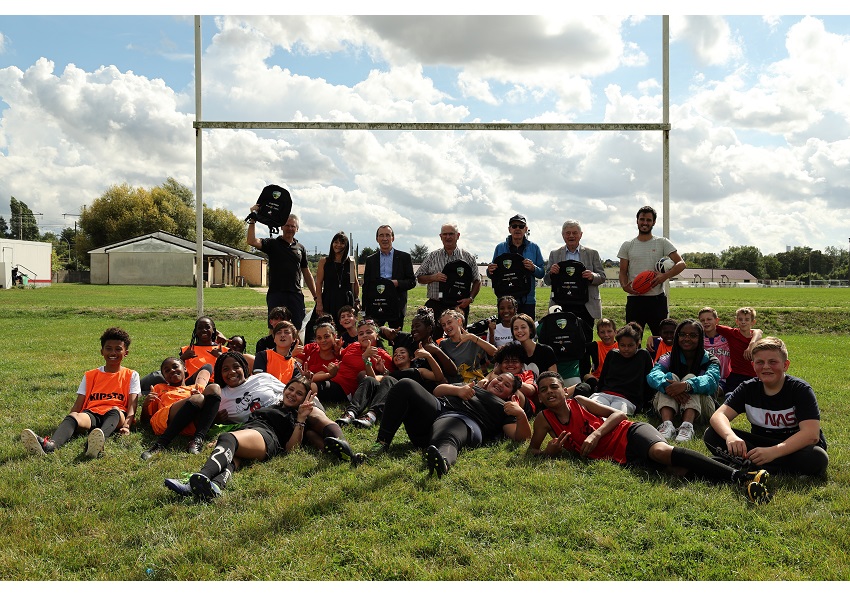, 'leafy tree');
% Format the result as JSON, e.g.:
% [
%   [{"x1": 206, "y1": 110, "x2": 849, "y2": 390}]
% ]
[
  {"x1": 720, "y1": 245, "x2": 765, "y2": 279},
  {"x1": 763, "y1": 255, "x2": 782, "y2": 280},
  {"x1": 681, "y1": 252, "x2": 720, "y2": 269},
  {"x1": 10, "y1": 197, "x2": 40, "y2": 240},
  {"x1": 0, "y1": 216, "x2": 9, "y2": 238},
  {"x1": 358, "y1": 246, "x2": 375, "y2": 264},
  {"x1": 203, "y1": 206, "x2": 249, "y2": 251},
  {"x1": 410, "y1": 244, "x2": 429, "y2": 263}
]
